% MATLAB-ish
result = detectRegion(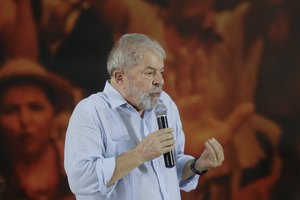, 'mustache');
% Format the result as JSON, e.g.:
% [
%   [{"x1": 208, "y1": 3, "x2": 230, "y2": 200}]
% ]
[{"x1": 150, "y1": 87, "x2": 163, "y2": 93}]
